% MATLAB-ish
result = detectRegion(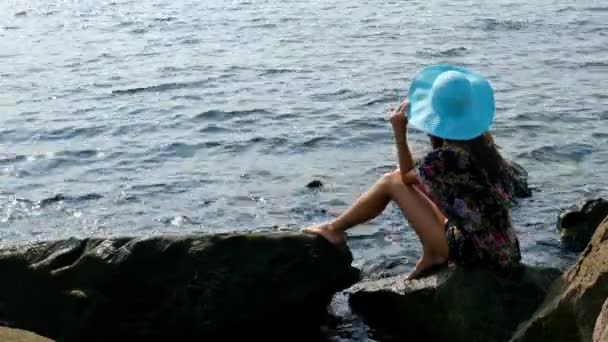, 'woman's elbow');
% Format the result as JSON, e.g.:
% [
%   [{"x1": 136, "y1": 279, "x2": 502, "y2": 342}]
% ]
[{"x1": 401, "y1": 171, "x2": 420, "y2": 185}]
